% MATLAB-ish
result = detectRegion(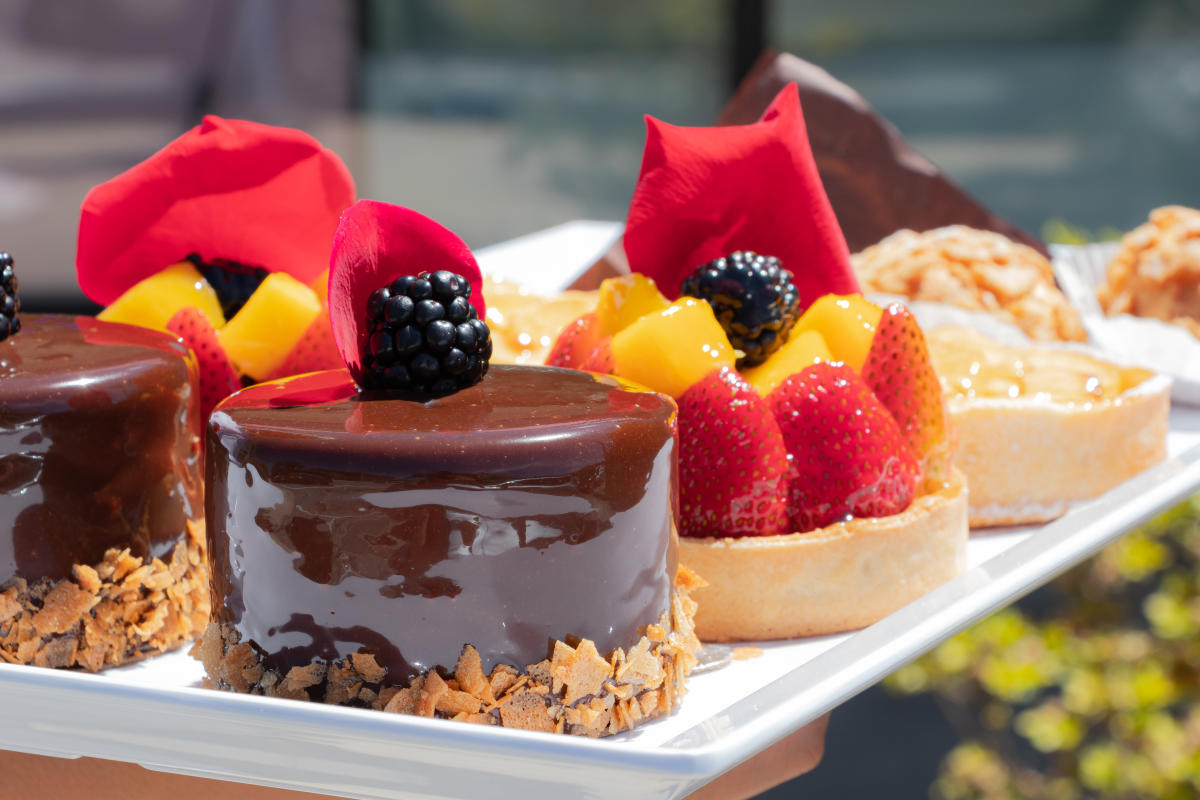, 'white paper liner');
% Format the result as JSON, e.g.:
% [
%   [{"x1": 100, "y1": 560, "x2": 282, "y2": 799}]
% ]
[{"x1": 1050, "y1": 242, "x2": 1200, "y2": 406}]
